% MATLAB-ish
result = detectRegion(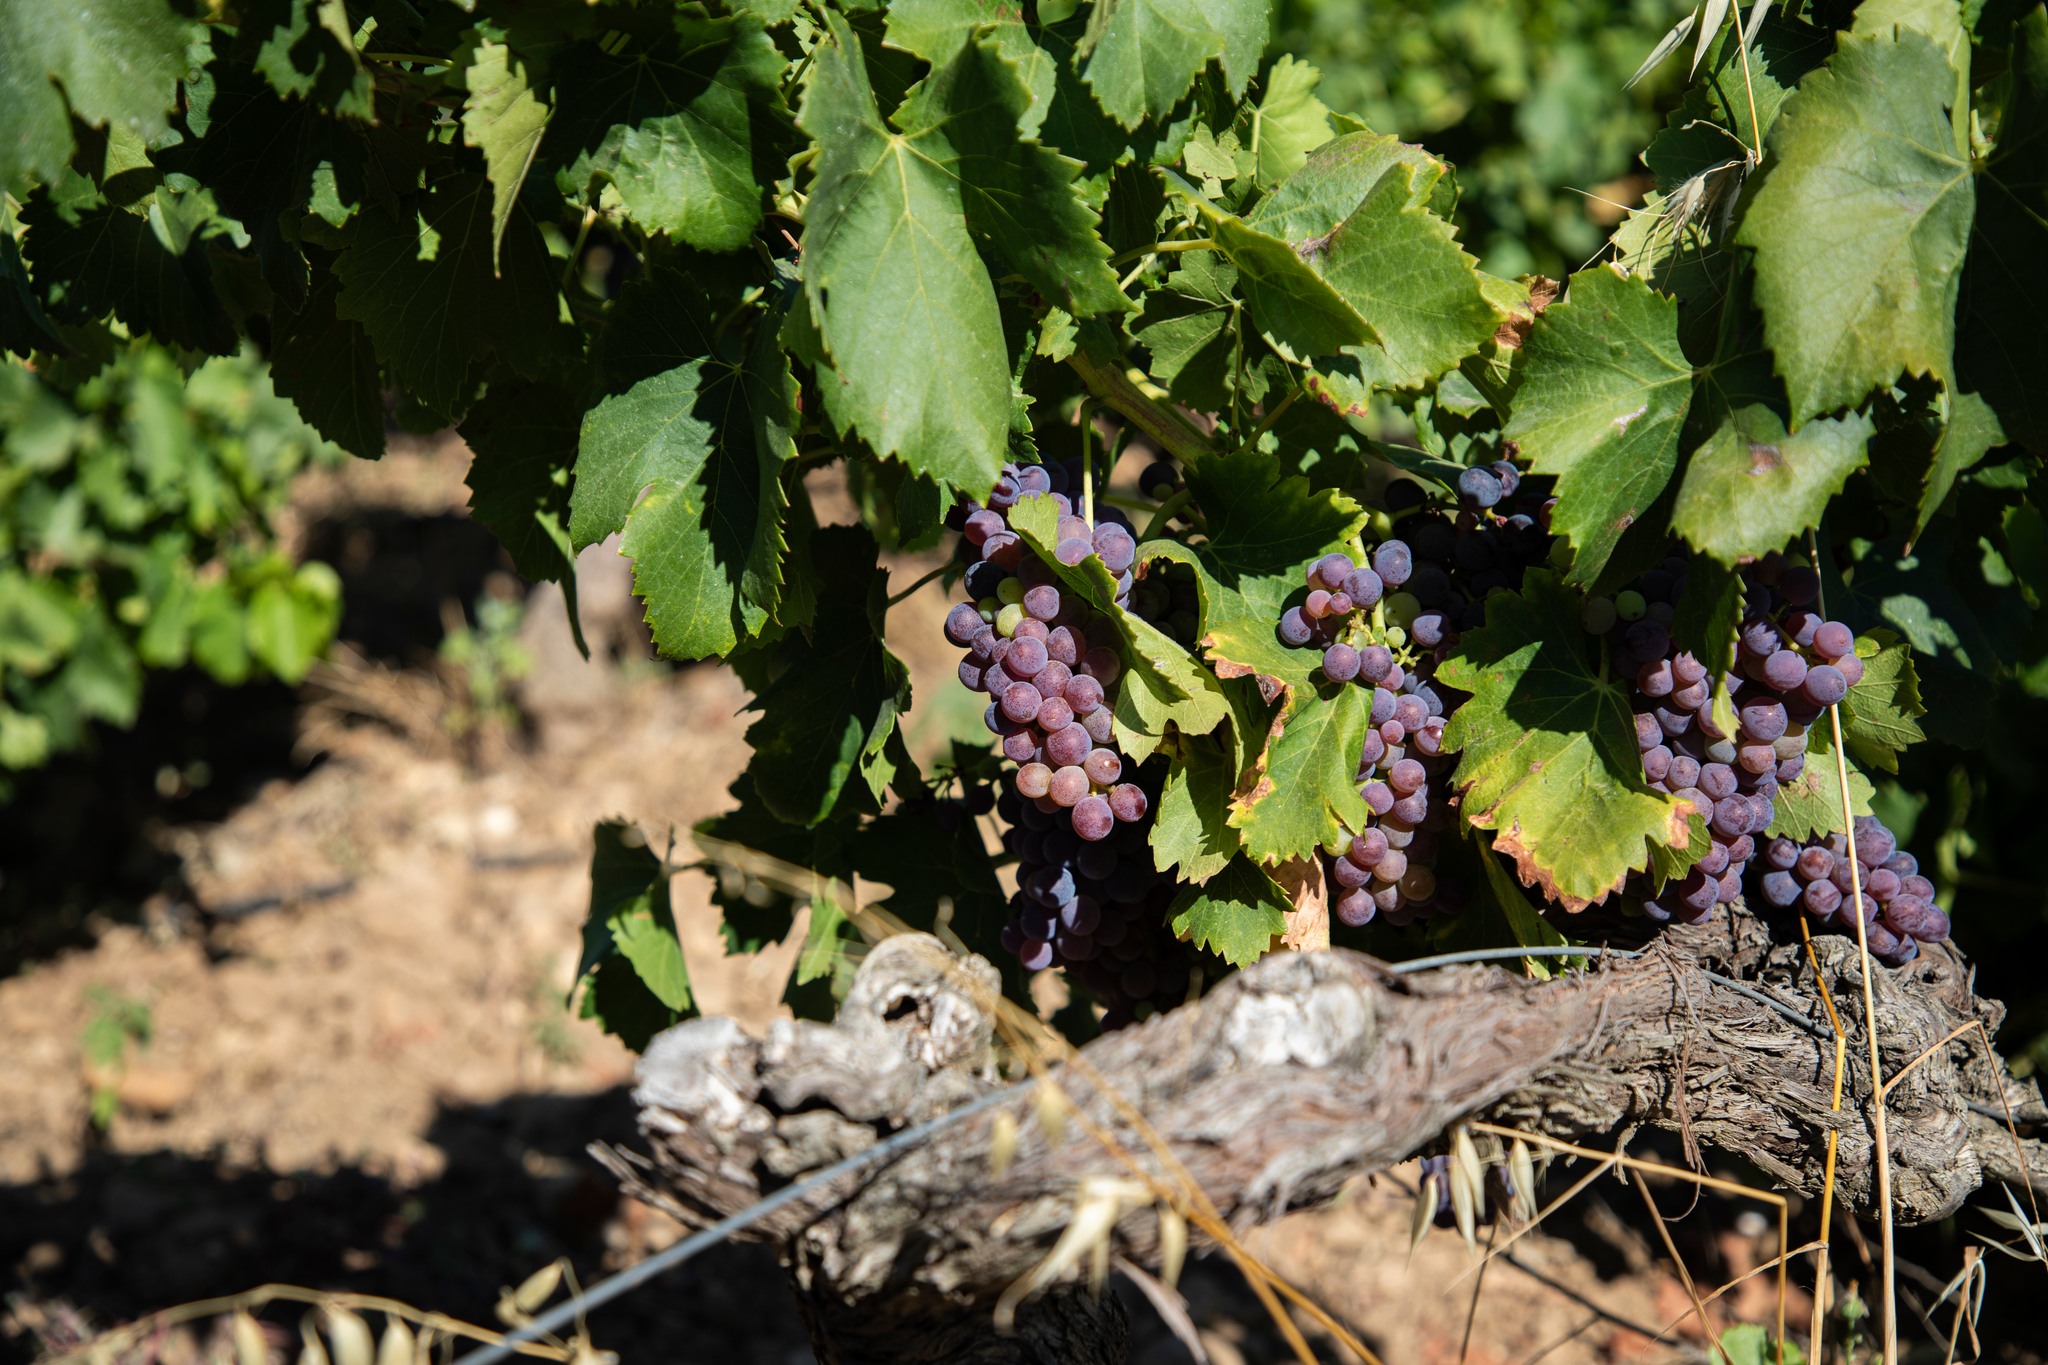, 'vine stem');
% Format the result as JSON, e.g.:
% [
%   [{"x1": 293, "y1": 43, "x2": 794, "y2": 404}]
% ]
[
  {"x1": 1808, "y1": 527, "x2": 1895, "y2": 1365},
  {"x1": 1138, "y1": 487, "x2": 1193, "y2": 542},
  {"x1": 1105, "y1": 237, "x2": 1216, "y2": 269},
  {"x1": 886, "y1": 561, "x2": 952, "y2": 606},
  {"x1": 1065, "y1": 351, "x2": 1214, "y2": 466}
]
